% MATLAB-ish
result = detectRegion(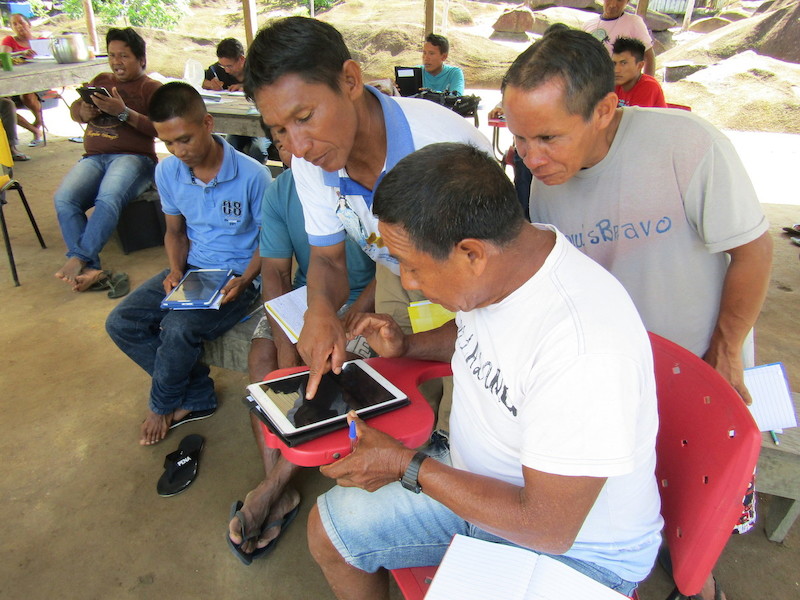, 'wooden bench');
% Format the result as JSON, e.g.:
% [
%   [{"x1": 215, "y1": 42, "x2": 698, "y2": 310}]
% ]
[{"x1": 756, "y1": 392, "x2": 800, "y2": 542}]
